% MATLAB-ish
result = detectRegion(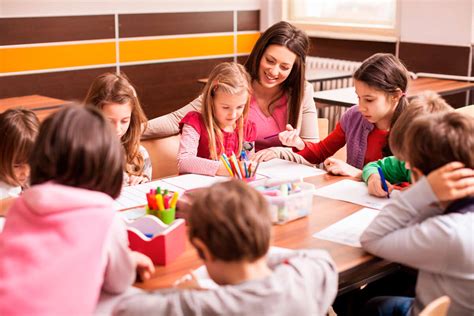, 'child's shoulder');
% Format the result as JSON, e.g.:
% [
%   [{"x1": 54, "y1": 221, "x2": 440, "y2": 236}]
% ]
[
  {"x1": 179, "y1": 111, "x2": 205, "y2": 133},
  {"x1": 0, "y1": 180, "x2": 21, "y2": 200},
  {"x1": 181, "y1": 110, "x2": 202, "y2": 121}
]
